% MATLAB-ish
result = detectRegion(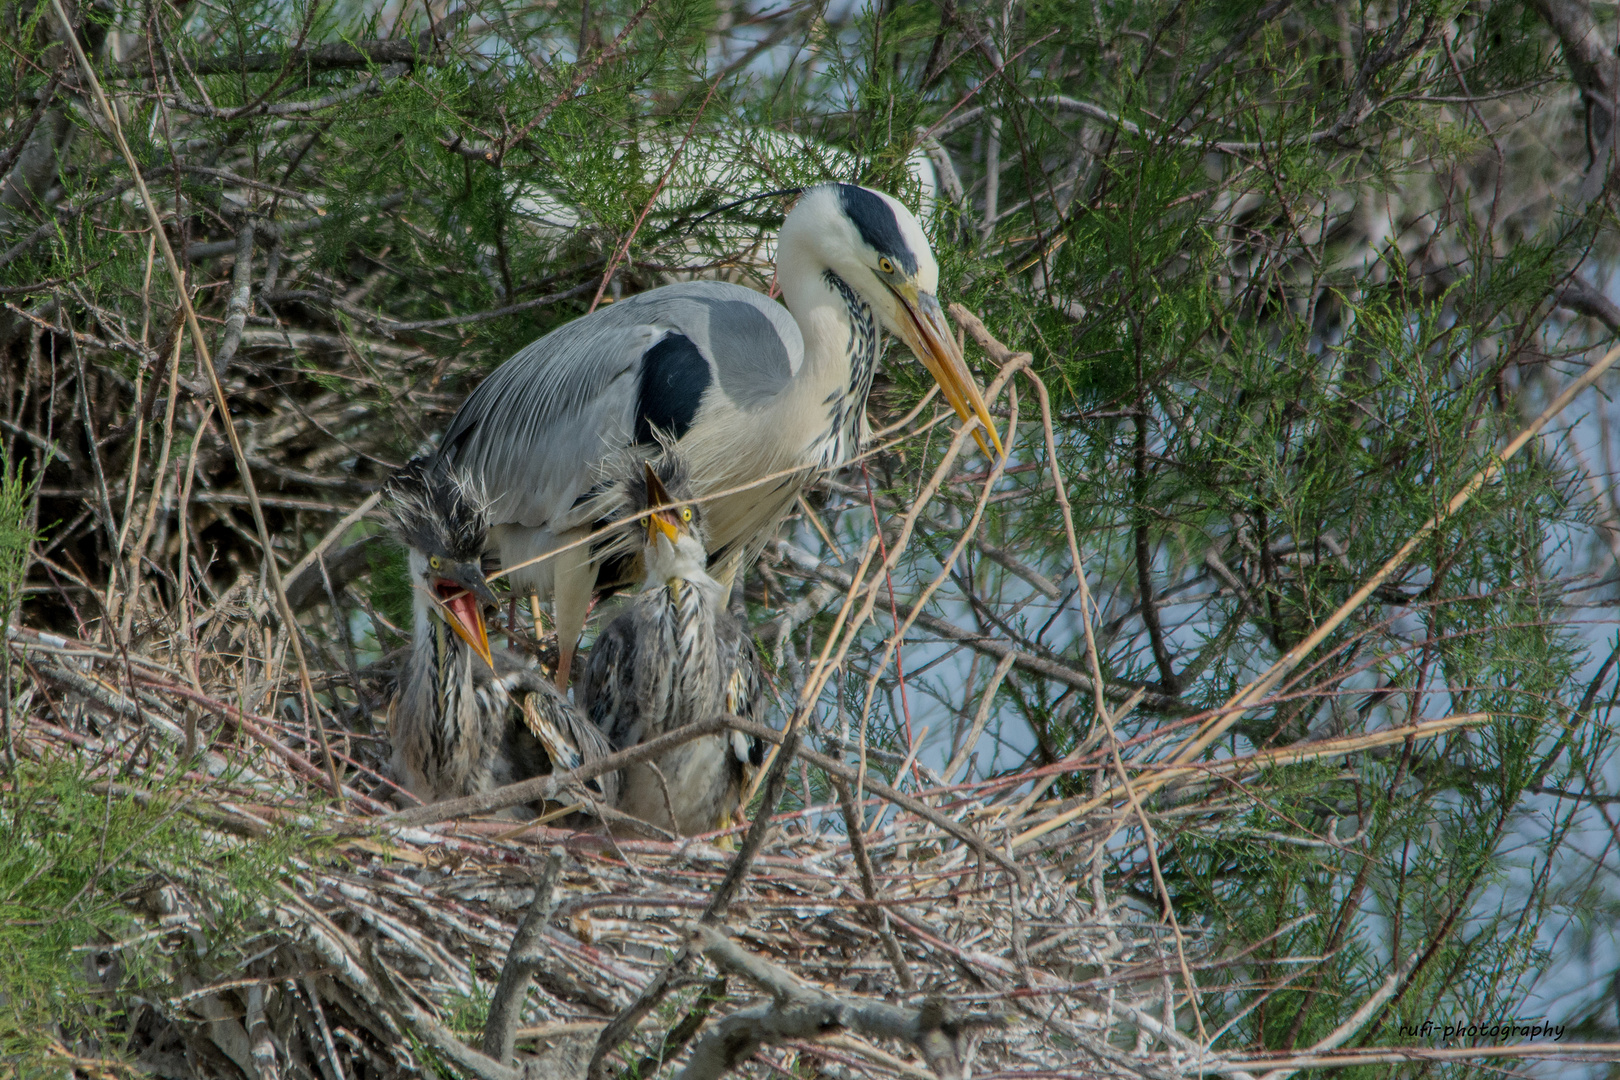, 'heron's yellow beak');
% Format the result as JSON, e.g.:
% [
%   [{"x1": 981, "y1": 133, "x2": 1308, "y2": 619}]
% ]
[
  {"x1": 641, "y1": 462, "x2": 684, "y2": 547},
  {"x1": 645, "y1": 510, "x2": 680, "y2": 546},
  {"x1": 890, "y1": 285, "x2": 1004, "y2": 458},
  {"x1": 438, "y1": 586, "x2": 494, "y2": 671}
]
